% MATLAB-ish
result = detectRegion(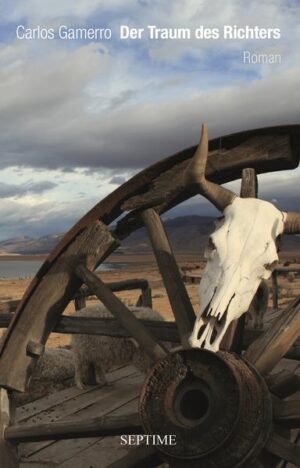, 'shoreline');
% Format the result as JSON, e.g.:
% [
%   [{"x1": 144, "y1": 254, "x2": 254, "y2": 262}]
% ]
[
  {"x1": 0, "y1": 250, "x2": 298, "y2": 263},
  {"x1": 0, "y1": 252, "x2": 205, "y2": 263},
  {"x1": 0, "y1": 255, "x2": 47, "y2": 261}
]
